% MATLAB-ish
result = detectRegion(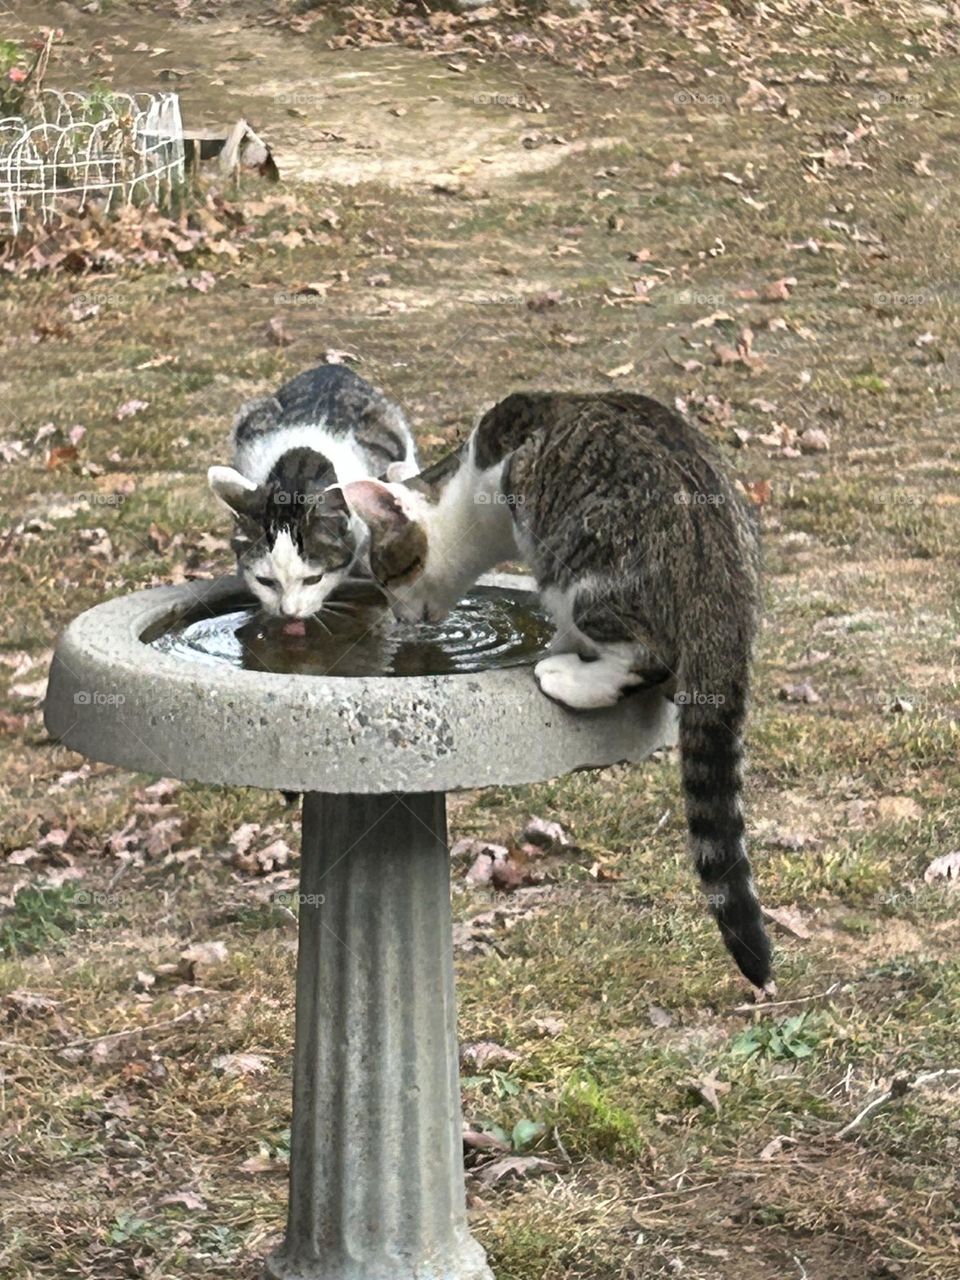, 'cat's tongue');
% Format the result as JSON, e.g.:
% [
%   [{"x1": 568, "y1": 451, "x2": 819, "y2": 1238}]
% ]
[{"x1": 281, "y1": 619, "x2": 307, "y2": 637}]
